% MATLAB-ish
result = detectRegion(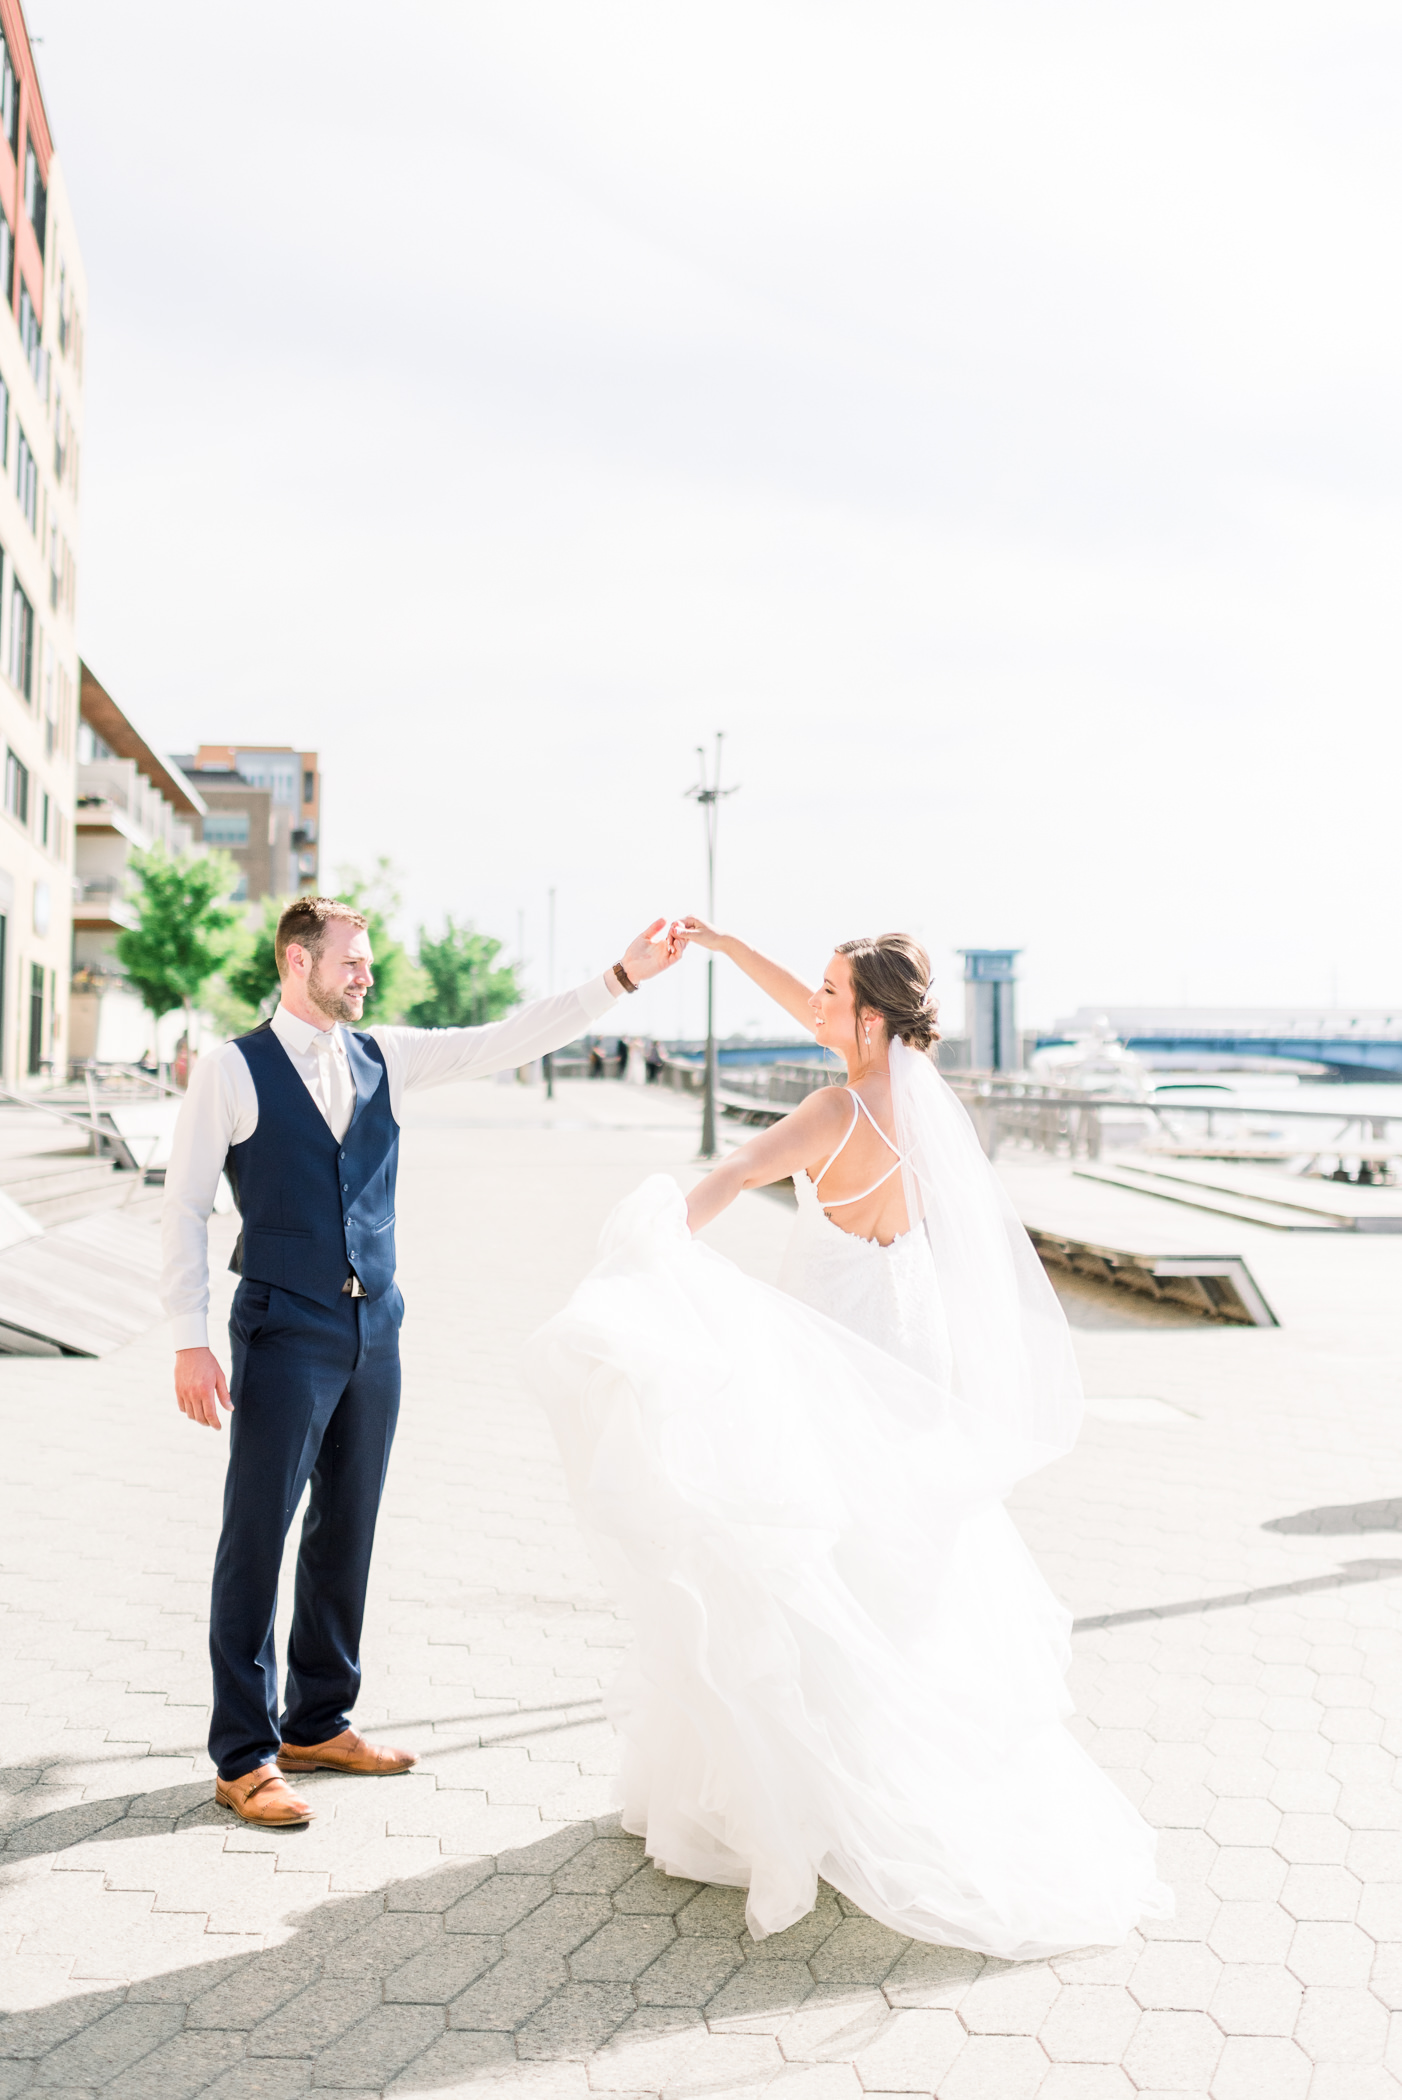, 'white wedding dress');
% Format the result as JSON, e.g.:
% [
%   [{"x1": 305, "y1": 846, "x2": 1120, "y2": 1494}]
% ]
[{"x1": 526, "y1": 1048, "x2": 1172, "y2": 1959}]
